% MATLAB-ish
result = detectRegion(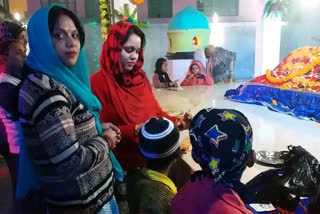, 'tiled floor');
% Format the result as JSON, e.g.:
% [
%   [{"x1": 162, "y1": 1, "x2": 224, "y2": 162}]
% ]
[{"x1": 152, "y1": 83, "x2": 320, "y2": 183}]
